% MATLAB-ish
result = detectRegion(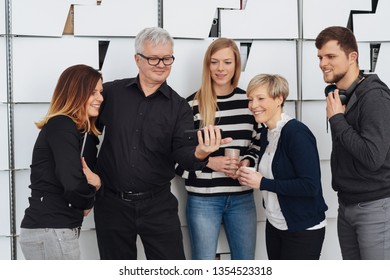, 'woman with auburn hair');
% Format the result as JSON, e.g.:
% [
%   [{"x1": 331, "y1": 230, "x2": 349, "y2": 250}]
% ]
[
  {"x1": 19, "y1": 64, "x2": 103, "y2": 259},
  {"x1": 176, "y1": 38, "x2": 260, "y2": 260}
]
